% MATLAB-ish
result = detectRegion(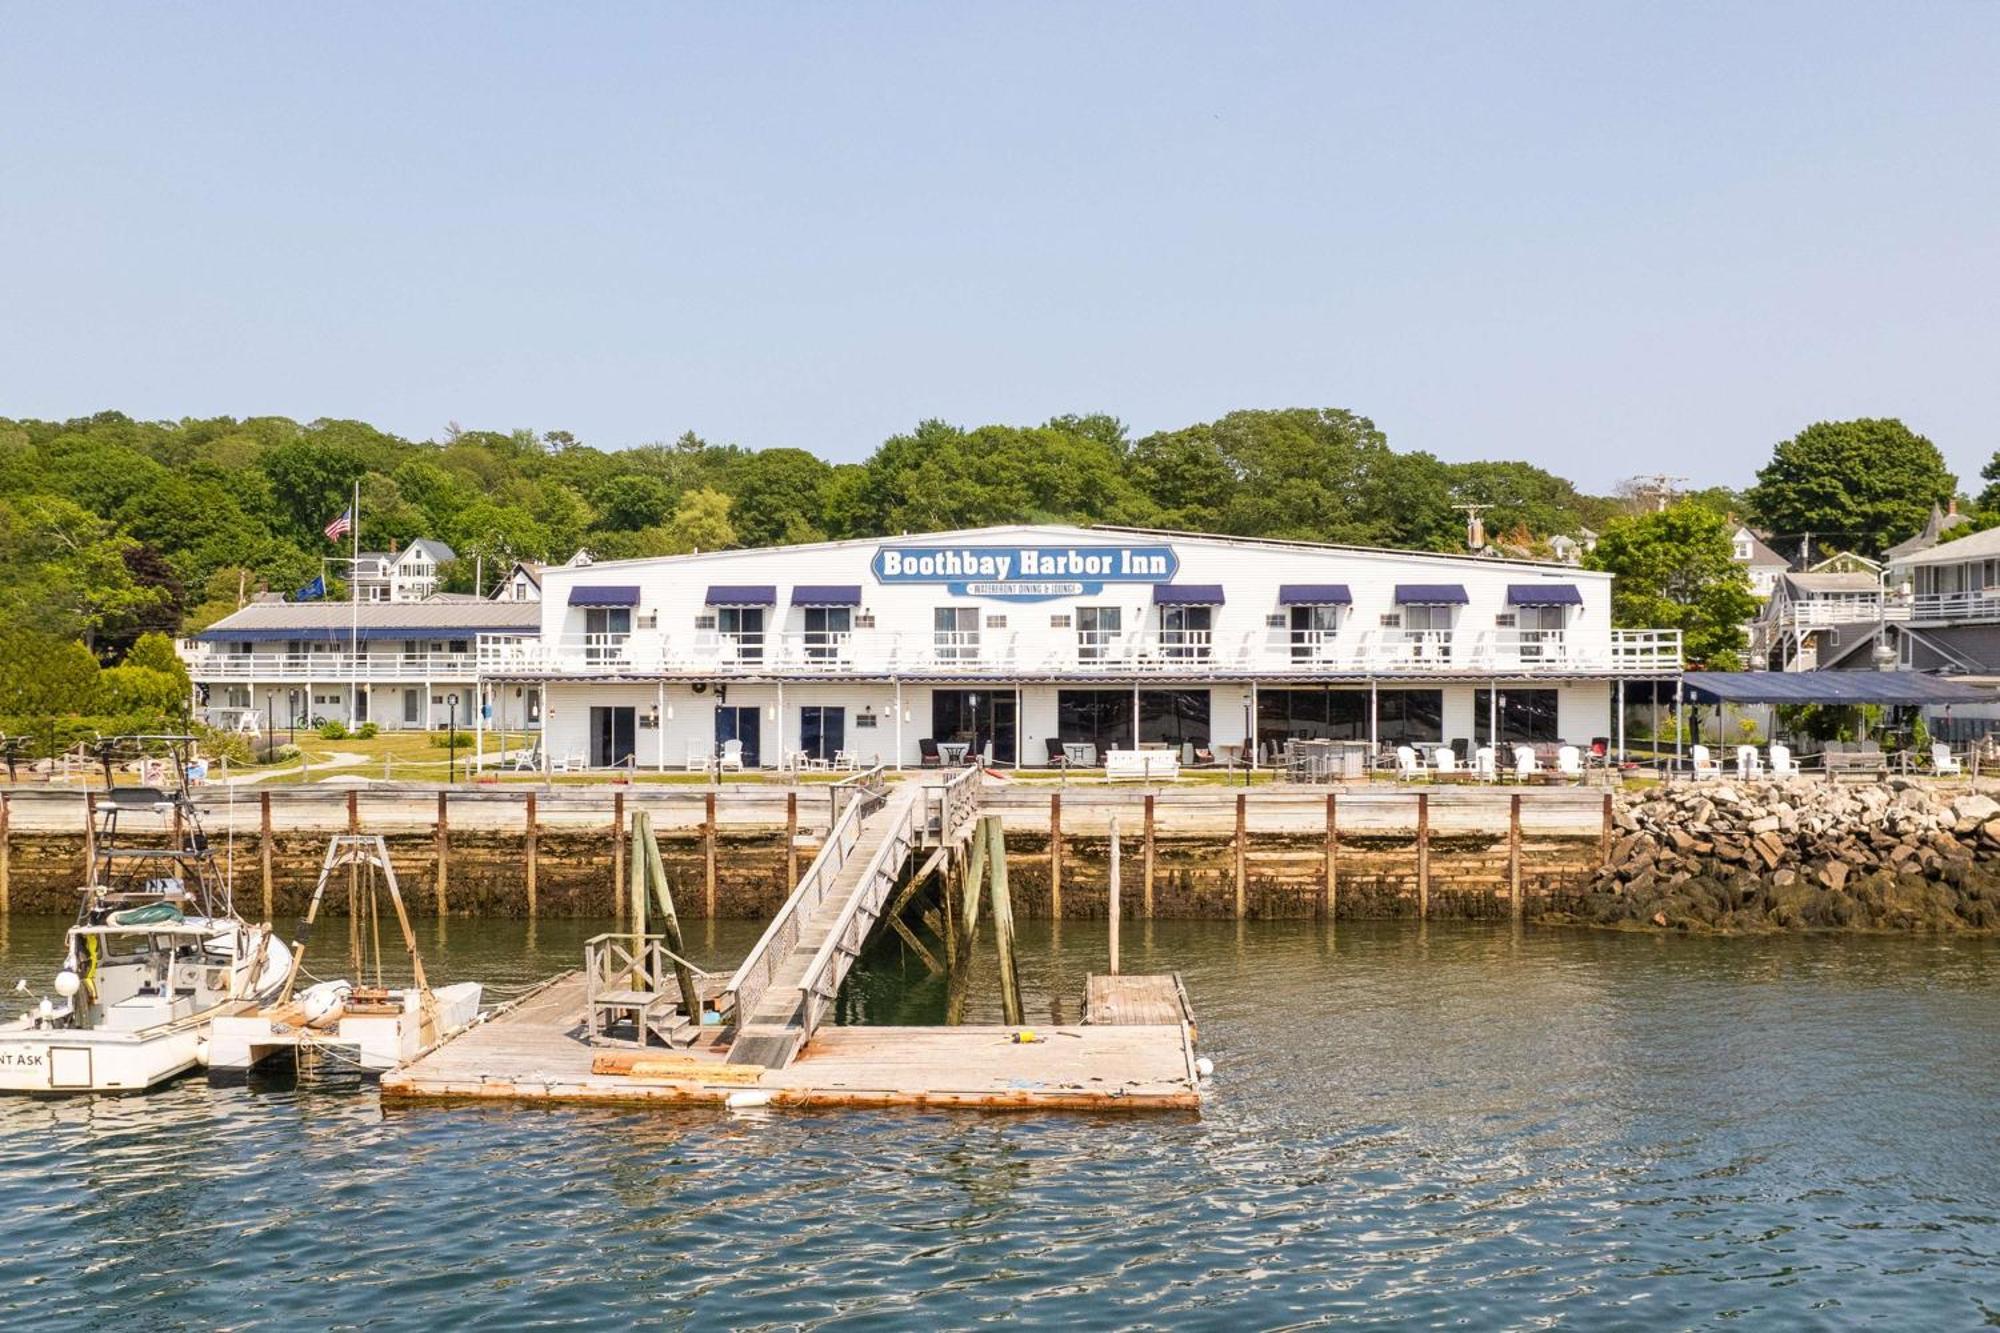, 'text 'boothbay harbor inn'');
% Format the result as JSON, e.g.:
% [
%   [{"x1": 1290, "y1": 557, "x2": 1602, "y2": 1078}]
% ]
[
  {"x1": 180, "y1": 525, "x2": 1684, "y2": 764},
  {"x1": 435, "y1": 524, "x2": 1677, "y2": 771}
]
